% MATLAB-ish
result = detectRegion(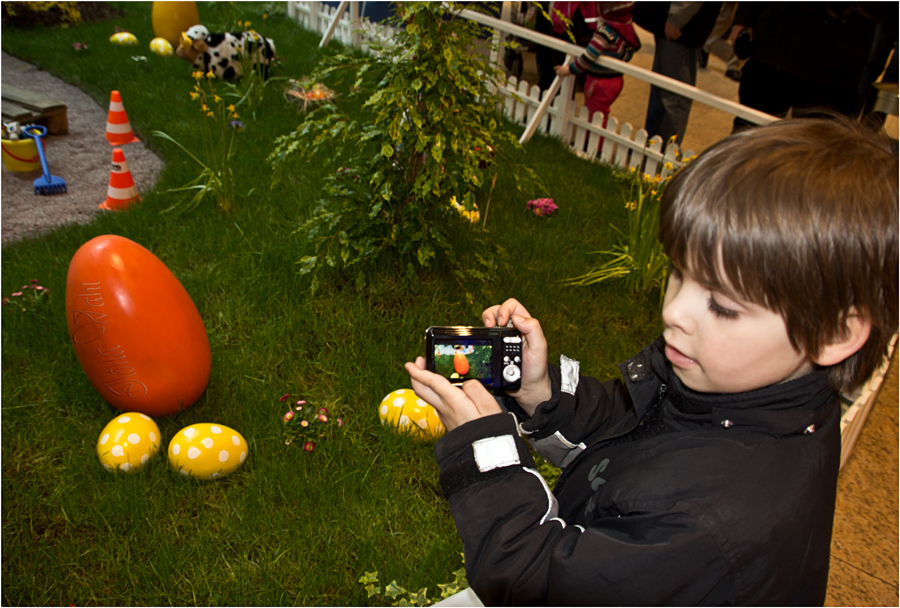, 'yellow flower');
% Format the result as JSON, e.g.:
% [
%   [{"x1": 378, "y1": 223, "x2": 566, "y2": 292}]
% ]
[
  {"x1": 227, "y1": 104, "x2": 236, "y2": 113},
  {"x1": 201, "y1": 104, "x2": 209, "y2": 112},
  {"x1": 650, "y1": 190, "x2": 658, "y2": 197},
  {"x1": 189, "y1": 92, "x2": 199, "y2": 100},
  {"x1": 206, "y1": 111, "x2": 215, "y2": 117},
  {"x1": 244, "y1": 20, "x2": 251, "y2": 27},
  {"x1": 206, "y1": 70, "x2": 215, "y2": 79},
  {"x1": 664, "y1": 162, "x2": 674, "y2": 171},
  {"x1": 192, "y1": 71, "x2": 204, "y2": 79},
  {"x1": 214, "y1": 95, "x2": 222, "y2": 103}
]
